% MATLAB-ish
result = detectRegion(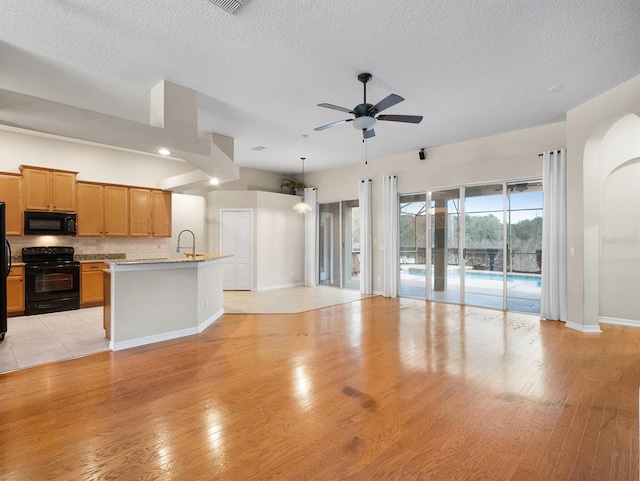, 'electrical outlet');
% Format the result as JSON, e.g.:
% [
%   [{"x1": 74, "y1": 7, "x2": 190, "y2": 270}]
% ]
[{"x1": 205, "y1": 298, "x2": 209, "y2": 307}]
